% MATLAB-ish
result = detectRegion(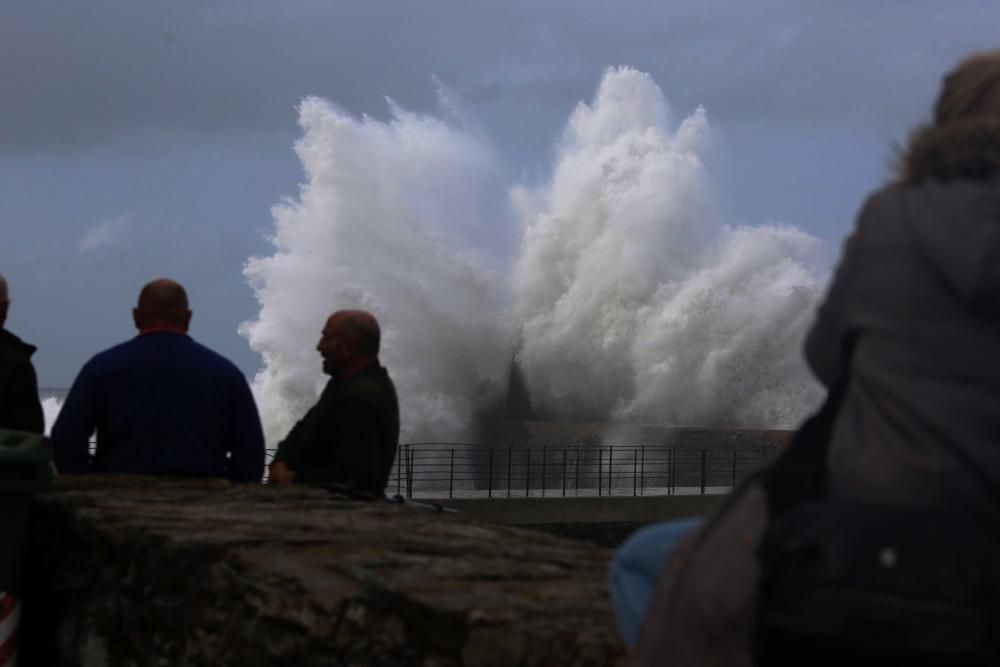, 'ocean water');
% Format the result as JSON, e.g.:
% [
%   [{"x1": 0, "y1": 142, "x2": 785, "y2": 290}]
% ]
[{"x1": 38, "y1": 388, "x2": 67, "y2": 435}]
